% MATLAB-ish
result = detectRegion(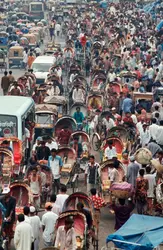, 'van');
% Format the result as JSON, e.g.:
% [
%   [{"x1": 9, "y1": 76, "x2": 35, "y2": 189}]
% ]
[{"x1": 32, "y1": 56, "x2": 56, "y2": 84}]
